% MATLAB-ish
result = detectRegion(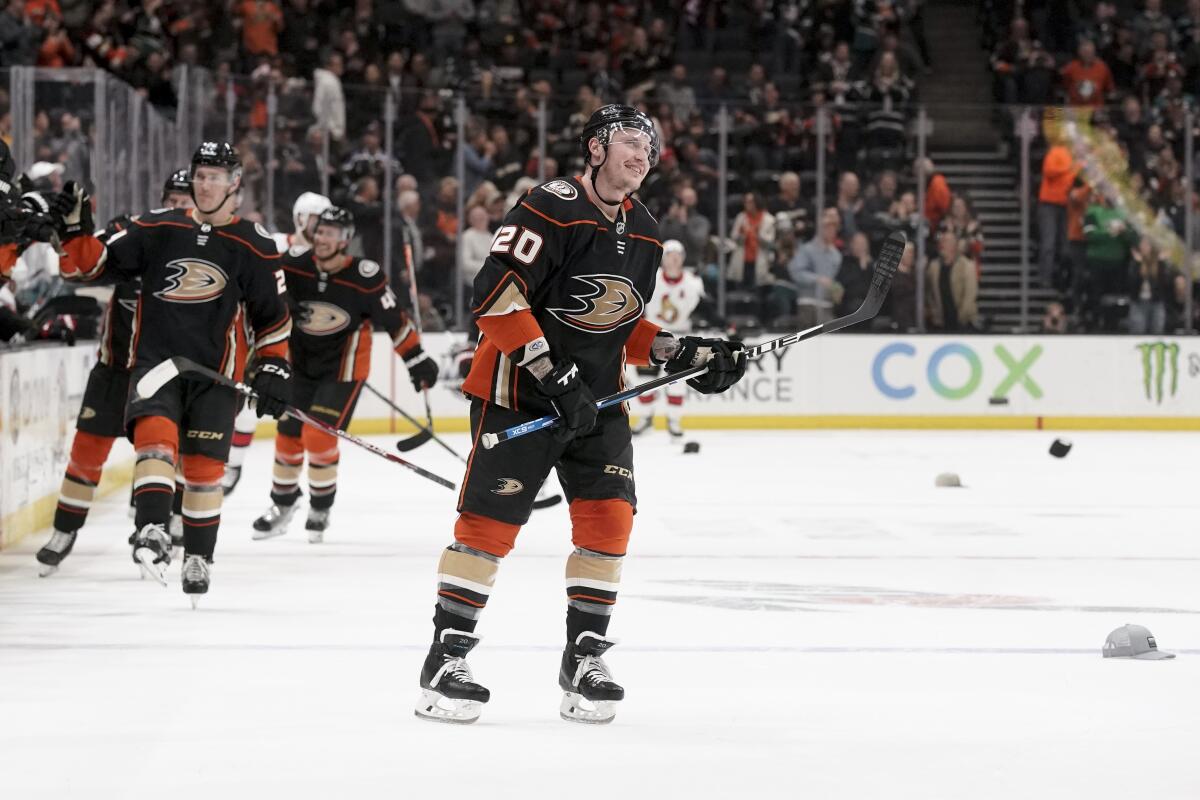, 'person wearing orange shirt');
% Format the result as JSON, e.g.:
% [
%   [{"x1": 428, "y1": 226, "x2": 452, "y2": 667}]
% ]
[
  {"x1": 237, "y1": 0, "x2": 283, "y2": 58},
  {"x1": 1060, "y1": 39, "x2": 1114, "y2": 107},
  {"x1": 1037, "y1": 143, "x2": 1077, "y2": 288}
]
